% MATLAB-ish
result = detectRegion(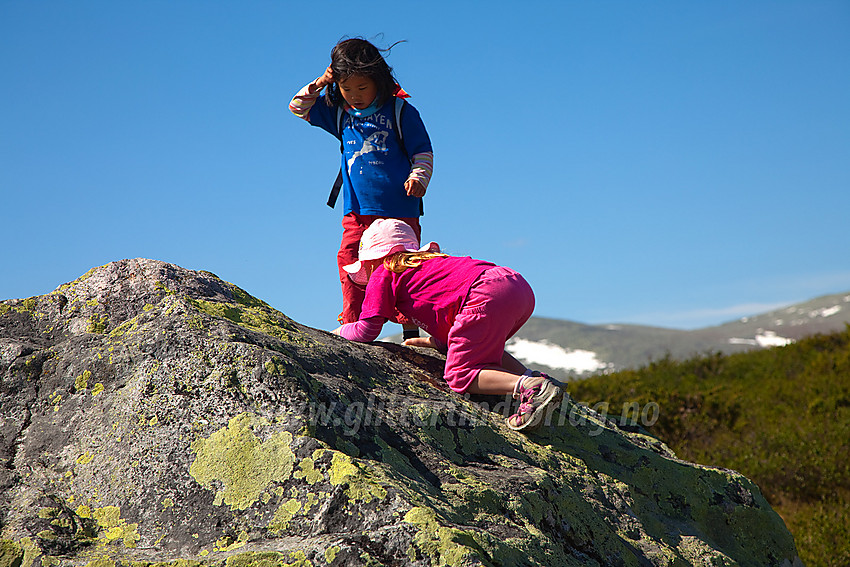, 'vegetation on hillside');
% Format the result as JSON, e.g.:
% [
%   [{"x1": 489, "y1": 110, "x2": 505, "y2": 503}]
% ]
[{"x1": 568, "y1": 326, "x2": 850, "y2": 567}]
